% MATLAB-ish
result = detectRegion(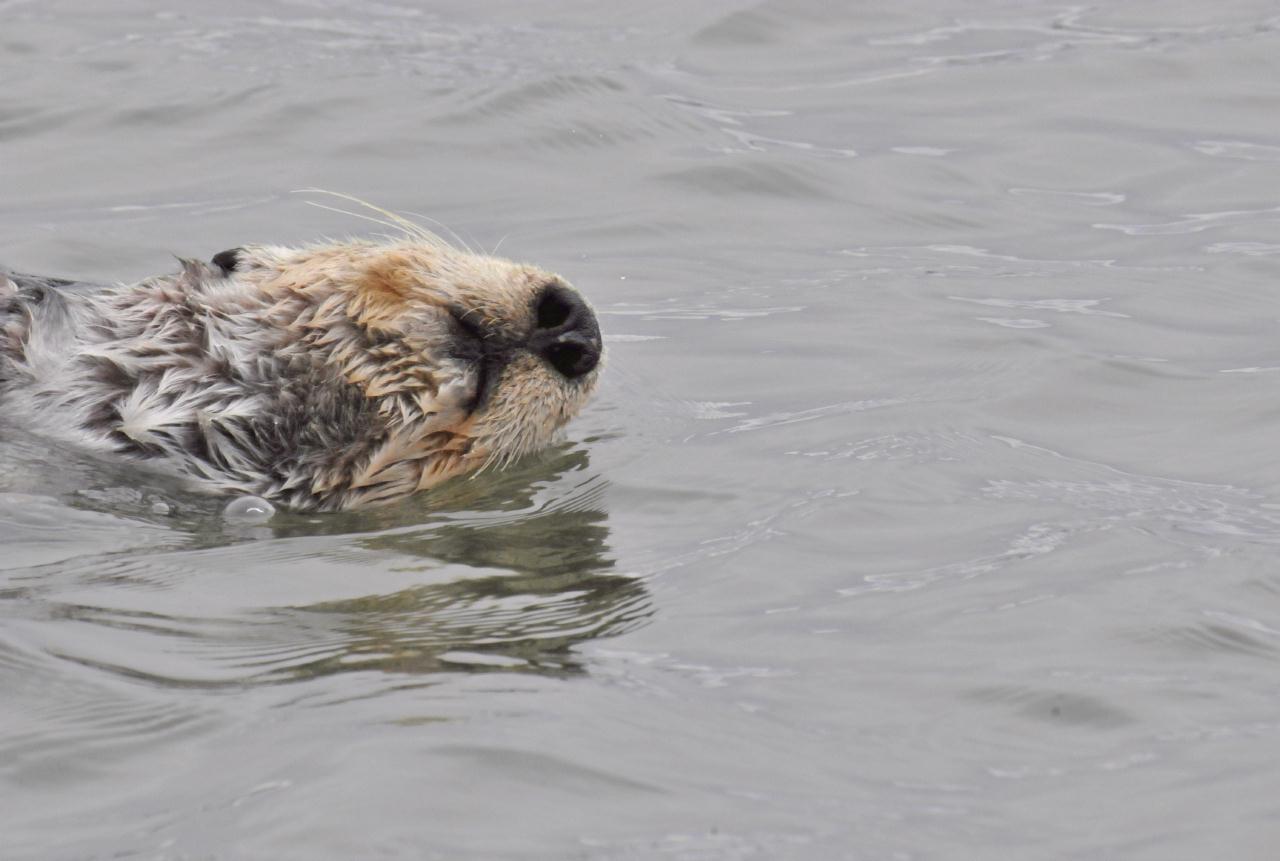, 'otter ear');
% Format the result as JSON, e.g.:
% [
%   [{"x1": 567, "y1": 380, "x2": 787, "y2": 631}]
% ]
[{"x1": 211, "y1": 247, "x2": 245, "y2": 275}]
